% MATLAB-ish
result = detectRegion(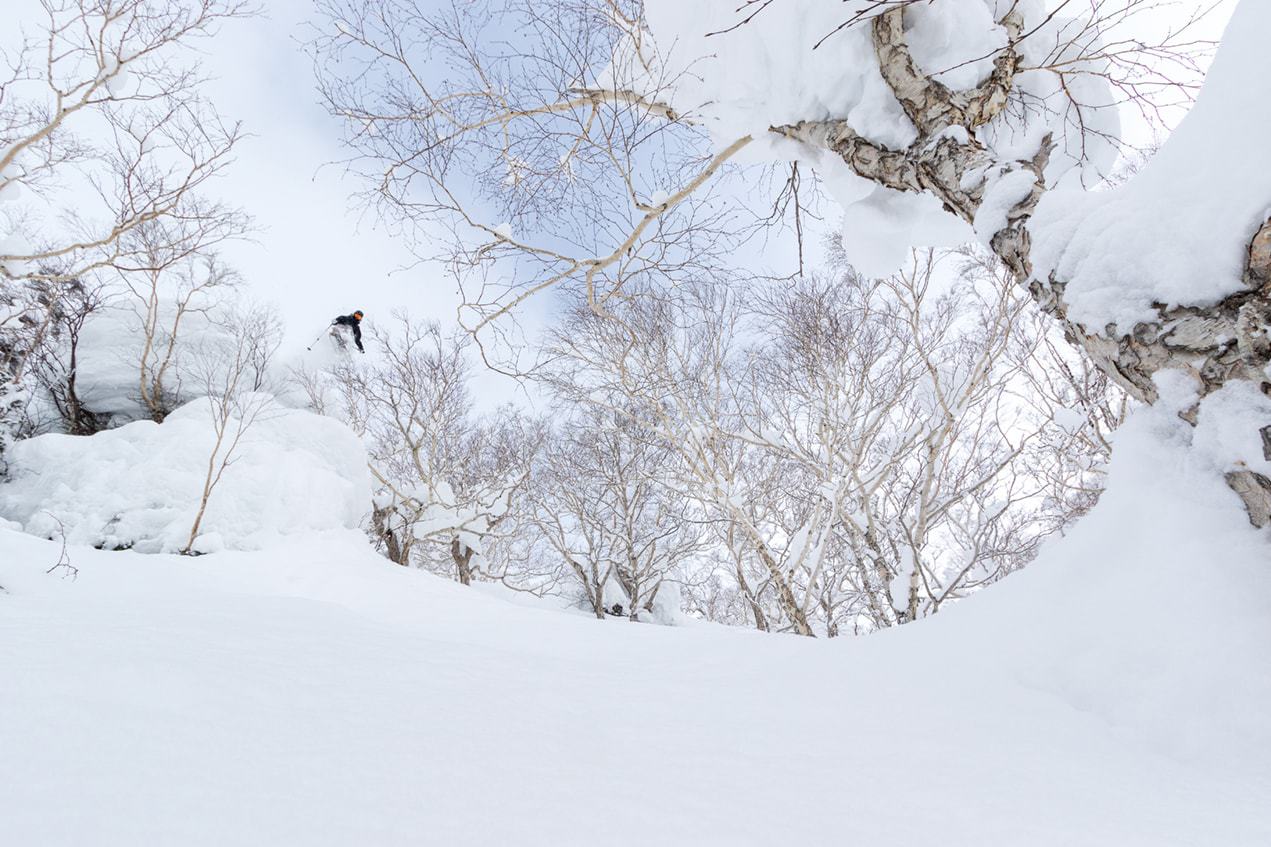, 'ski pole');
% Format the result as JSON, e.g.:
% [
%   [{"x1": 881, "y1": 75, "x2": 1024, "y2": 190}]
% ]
[{"x1": 305, "y1": 324, "x2": 332, "y2": 351}]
